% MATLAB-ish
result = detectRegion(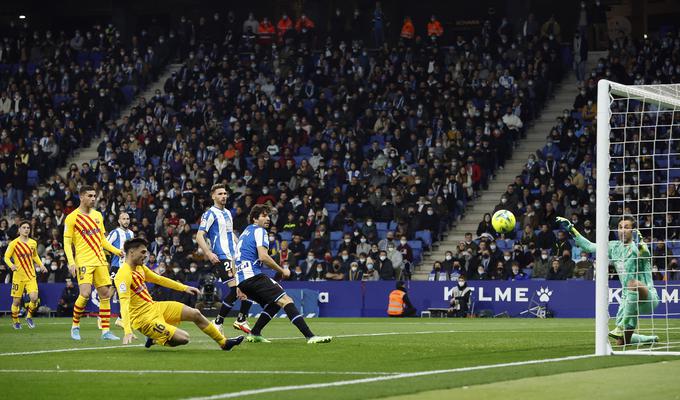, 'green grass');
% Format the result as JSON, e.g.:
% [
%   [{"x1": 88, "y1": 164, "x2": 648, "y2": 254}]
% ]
[{"x1": 1, "y1": 317, "x2": 679, "y2": 399}]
